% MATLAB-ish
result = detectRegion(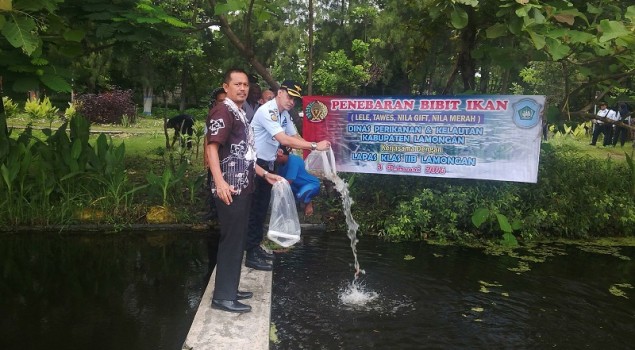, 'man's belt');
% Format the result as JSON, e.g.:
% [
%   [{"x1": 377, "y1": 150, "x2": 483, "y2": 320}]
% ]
[{"x1": 256, "y1": 158, "x2": 274, "y2": 171}]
